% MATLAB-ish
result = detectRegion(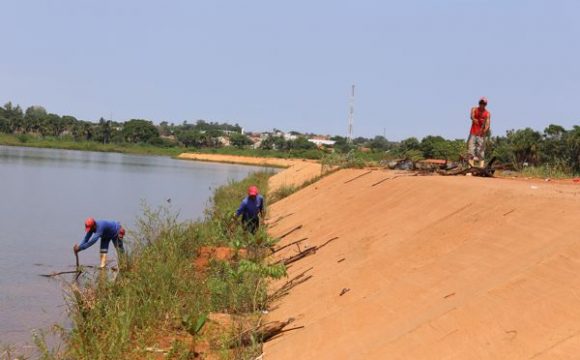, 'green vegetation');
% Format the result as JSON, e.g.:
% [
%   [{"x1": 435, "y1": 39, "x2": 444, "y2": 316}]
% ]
[
  {"x1": 490, "y1": 125, "x2": 580, "y2": 175},
  {"x1": 1, "y1": 101, "x2": 578, "y2": 176},
  {"x1": 0, "y1": 133, "x2": 185, "y2": 156},
  {"x1": 269, "y1": 185, "x2": 298, "y2": 204},
  {"x1": 36, "y1": 172, "x2": 285, "y2": 359}
]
